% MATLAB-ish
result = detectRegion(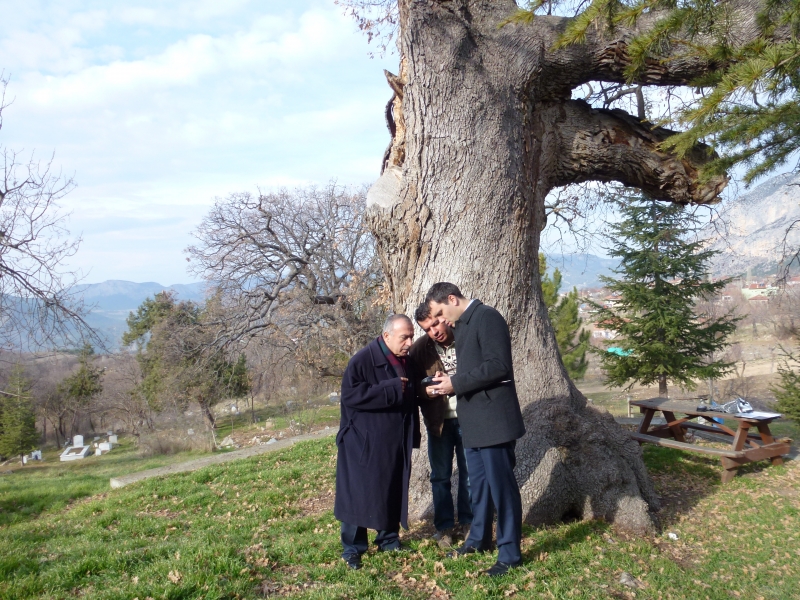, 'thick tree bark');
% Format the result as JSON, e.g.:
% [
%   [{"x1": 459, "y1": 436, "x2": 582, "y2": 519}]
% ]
[{"x1": 366, "y1": 0, "x2": 733, "y2": 534}]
